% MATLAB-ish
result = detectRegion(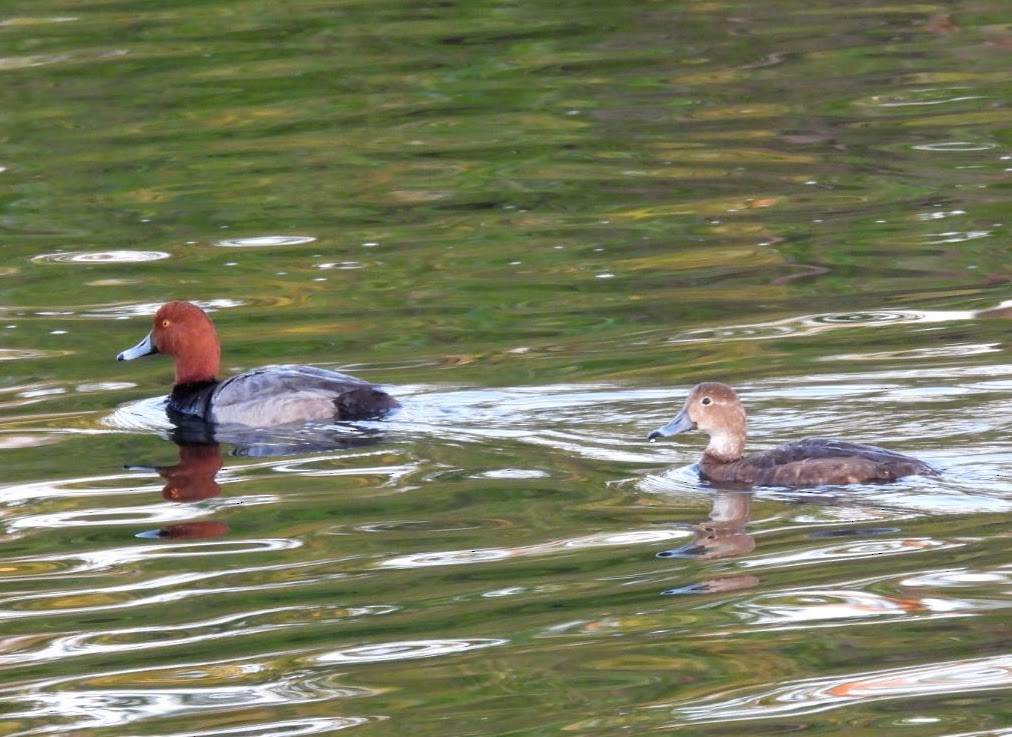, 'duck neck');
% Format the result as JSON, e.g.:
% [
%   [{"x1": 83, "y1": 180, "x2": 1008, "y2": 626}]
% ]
[
  {"x1": 704, "y1": 429, "x2": 745, "y2": 463},
  {"x1": 174, "y1": 344, "x2": 220, "y2": 385}
]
